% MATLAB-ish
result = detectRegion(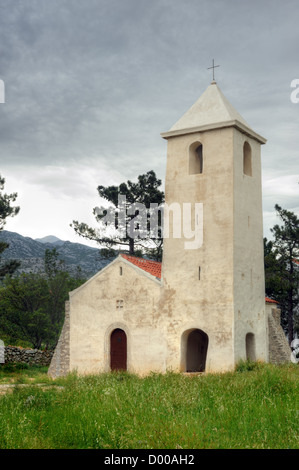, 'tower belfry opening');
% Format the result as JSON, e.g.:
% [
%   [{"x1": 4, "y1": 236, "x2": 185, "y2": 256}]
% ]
[{"x1": 189, "y1": 142, "x2": 203, "y2": 174}]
